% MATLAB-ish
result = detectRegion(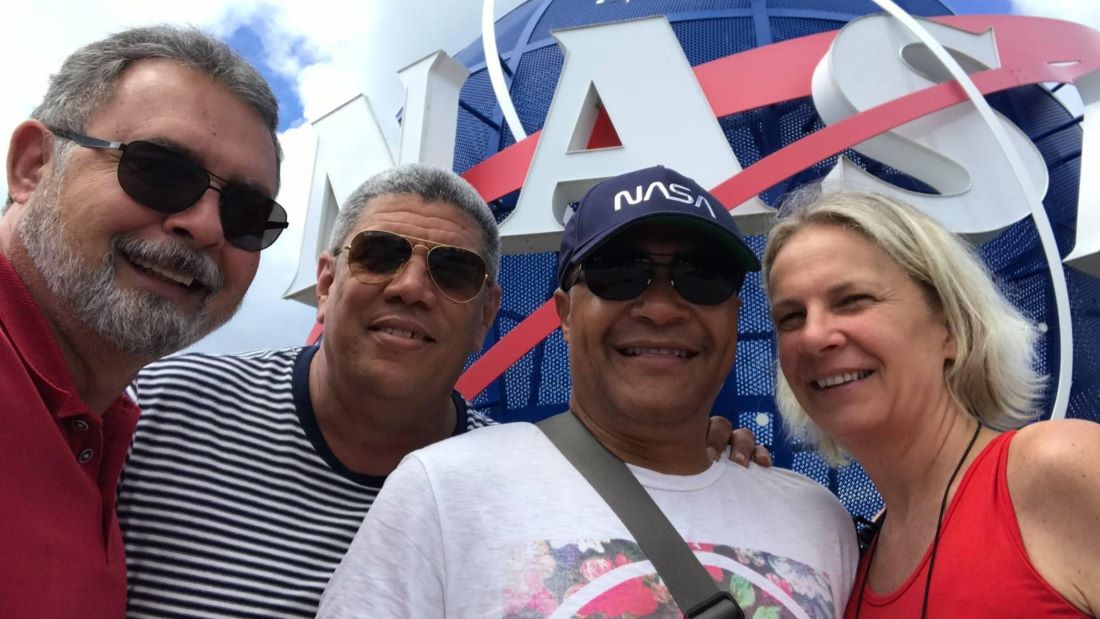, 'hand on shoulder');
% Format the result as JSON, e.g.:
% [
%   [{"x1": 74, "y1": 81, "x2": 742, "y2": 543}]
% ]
[{"x1": 1009, "y1": 419, "x2": 1100, "y2": 616}]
